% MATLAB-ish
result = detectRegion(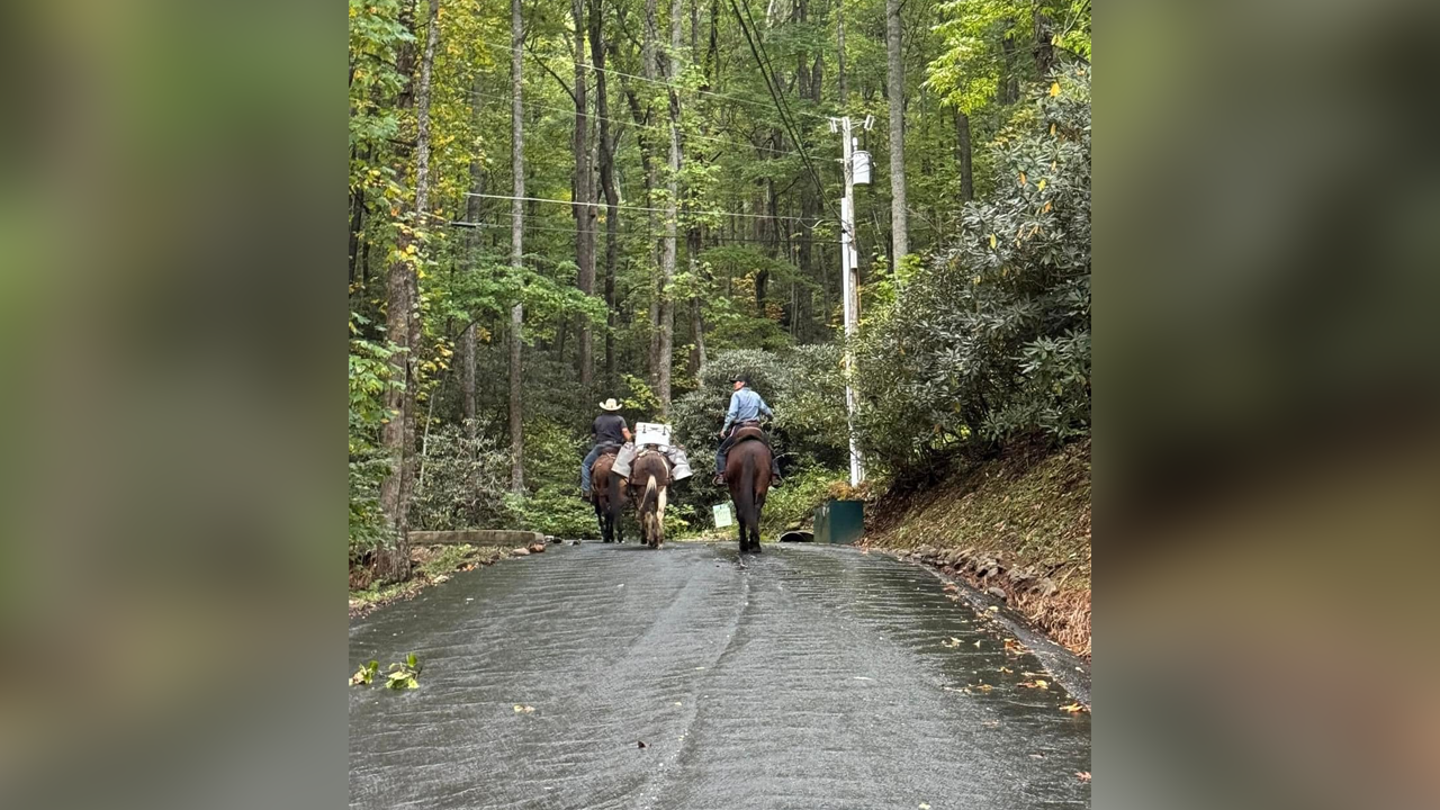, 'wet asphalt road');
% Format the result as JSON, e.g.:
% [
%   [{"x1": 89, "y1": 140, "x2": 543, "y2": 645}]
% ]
[{"x1": 349, "y1": 542, "x2": 1091, "y2": 809}]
